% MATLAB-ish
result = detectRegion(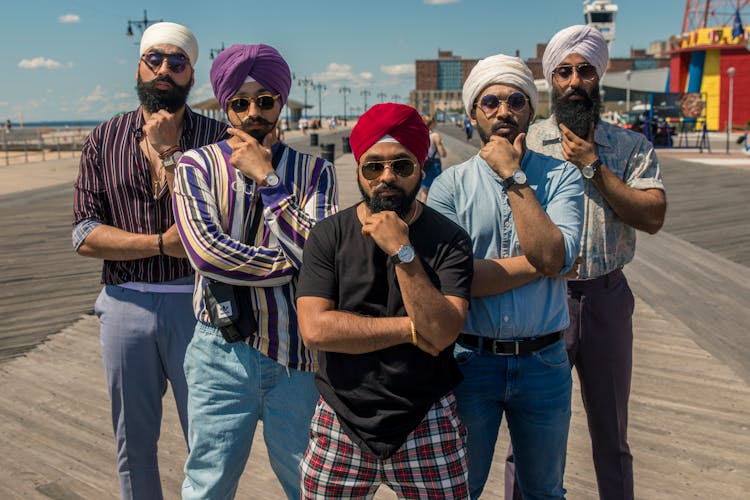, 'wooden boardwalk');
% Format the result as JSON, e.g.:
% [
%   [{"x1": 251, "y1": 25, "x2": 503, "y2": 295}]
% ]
[{"x1": 0, "y1": 128, "x2": 749, "y2": 498}]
